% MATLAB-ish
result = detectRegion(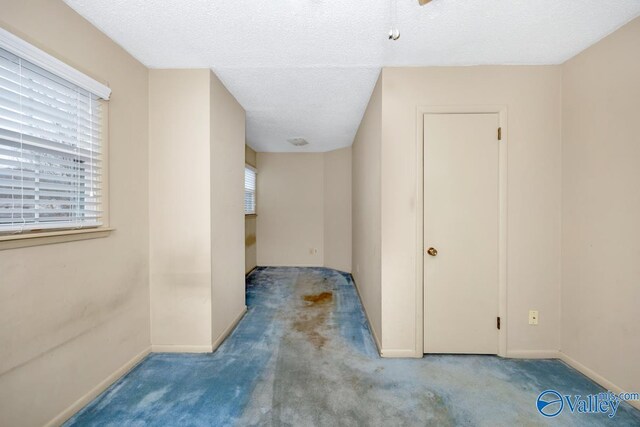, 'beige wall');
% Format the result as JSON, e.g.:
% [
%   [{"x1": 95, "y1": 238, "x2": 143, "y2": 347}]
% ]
[
  {"x1": 256, "y1": 149, "x2": 352, "y2": 270},
  {"x1": 378, "y1": 67, "x2": 563, "y2": 355},
  {"x1": 257, "y1": 153, "x2": 325, "y2": 266},
  {"x1": 149, "y1": 70, "x2": 246, "y2": 350},
  {"x1": 245, "y1": 145, "x2": 257, "y2": 168},
  {"x1": 0, "y1": 1, "x2": 150, "y2": 426},
  {"x1": 323, "y1": 147, "x2": 352, "y2": 273},
  {"x1": 245, "y1": 145, "x2": 257, "y2": 274},
  {"x1": 561, "y1": 17, "x2": 640, "y2": 394},
  {"x1": 149, "y1": 70, "x2": 213, "y2": 348},
  {"x1": 352, "y1": 74, "x2": 383, "y2": 348},
  {"x1": 210, "y1": 72, "x2": 247, "y2": 342}
]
